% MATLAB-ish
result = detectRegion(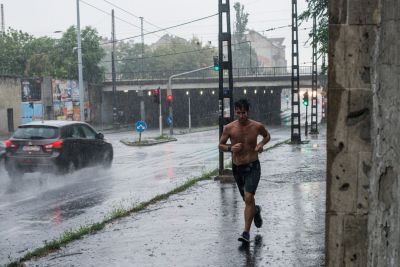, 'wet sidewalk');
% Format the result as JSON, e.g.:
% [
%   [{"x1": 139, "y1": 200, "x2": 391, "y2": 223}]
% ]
[{"x1": 26, "y1": 128, "x2": 326, "y2": 267}]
